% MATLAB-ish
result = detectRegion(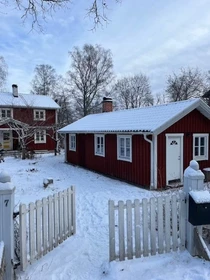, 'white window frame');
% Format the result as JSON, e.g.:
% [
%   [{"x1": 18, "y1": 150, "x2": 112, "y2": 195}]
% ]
[
  {"x1": 117, "y1": 135, "x2": 132, "y2": 162},
  {"x1": 193, "y1": 133, "x2": 209, "y2": 161},
  {"x1": 34, "y1": 130, "x2": 46, "y2": 144},
  {"x1": 94, "y1": 134, "x2": 105, "y2": 157},
  {"x1": 0, "y1": 108, "x2": 12, "y2": 119},
  {"x1": 69, "y1": 134, "x2": 76, "y2": 151},
  {"x1": 34, "y1": 109, "x2": 46, "y2": 121}
]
